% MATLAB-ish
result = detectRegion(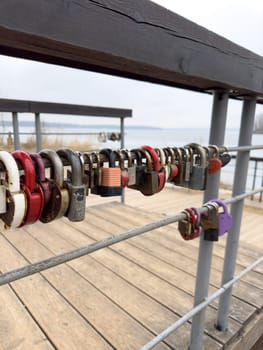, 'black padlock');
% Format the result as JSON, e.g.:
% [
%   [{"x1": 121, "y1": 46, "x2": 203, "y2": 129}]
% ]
[{"x1": 97, "y1": 148, "x2": 122, "y2": 197}]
